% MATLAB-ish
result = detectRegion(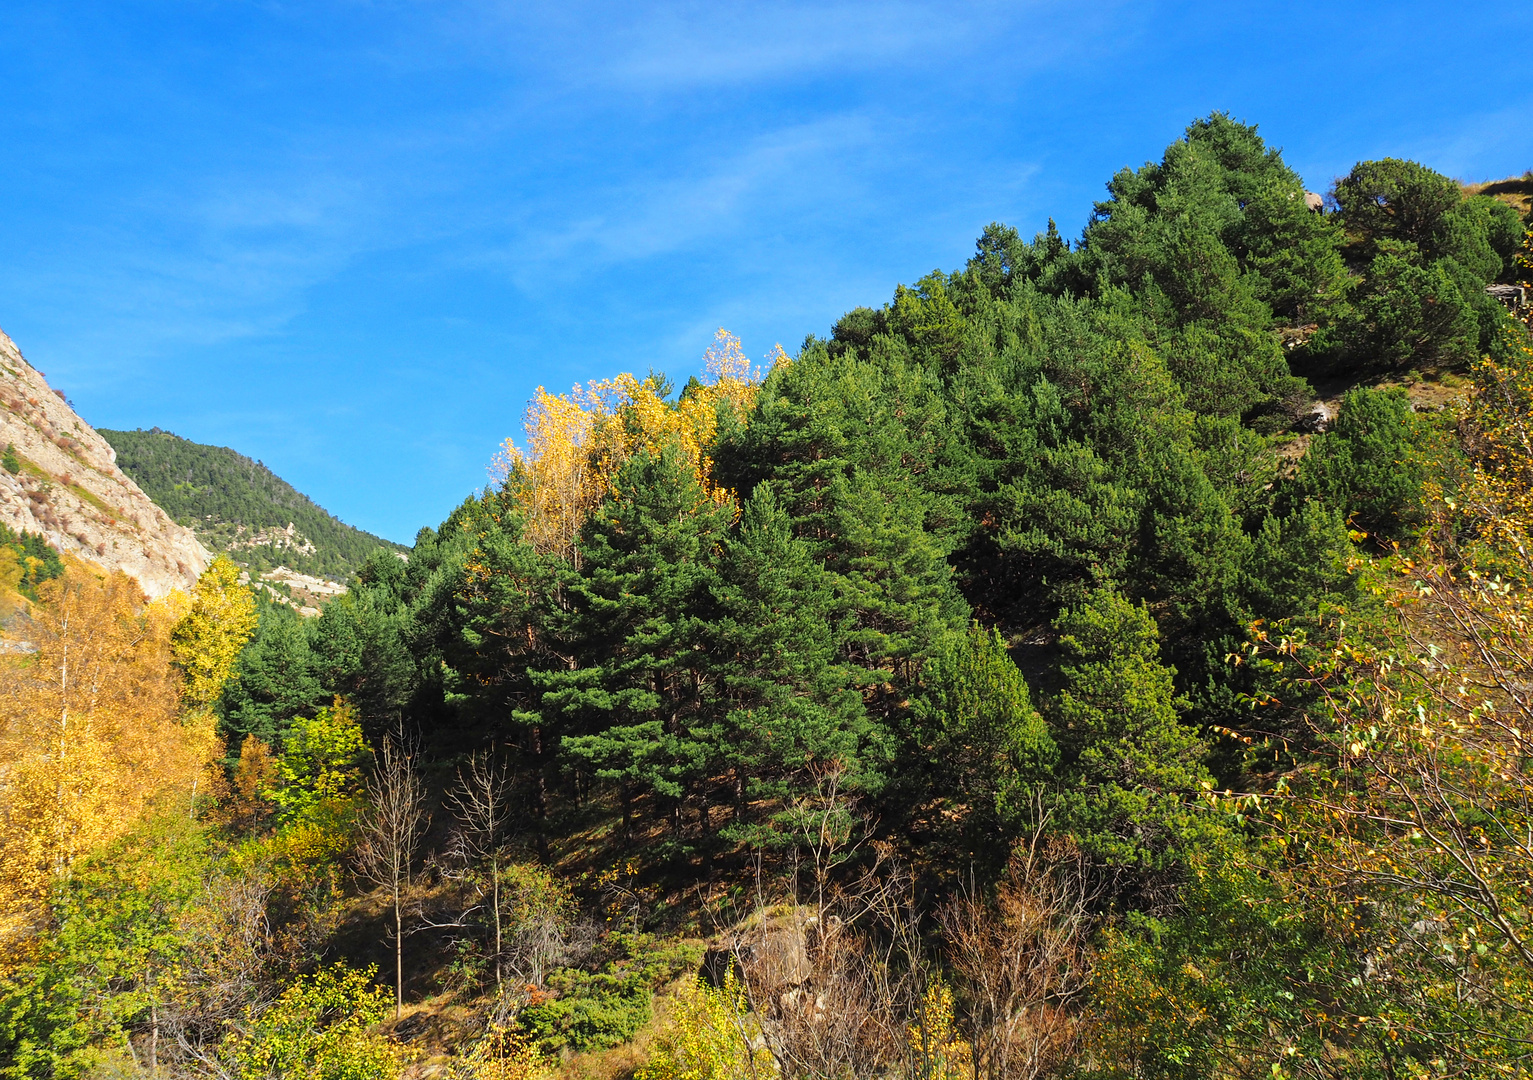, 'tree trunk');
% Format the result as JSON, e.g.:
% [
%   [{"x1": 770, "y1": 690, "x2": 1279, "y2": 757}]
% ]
[
  {"x1": 492, "y1": 857, "x2": 503, "y2": 996},
  {"x1": 149, "y1": 988, "x2": 158, "y2": 1074},
  {"x1": 394, "y1": 882, "x2": 404, "y2": 1019},
  {"x1": 532, "y1": 725, "x2": 550, "y2": 862}
]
